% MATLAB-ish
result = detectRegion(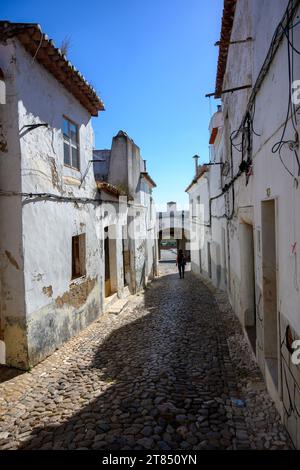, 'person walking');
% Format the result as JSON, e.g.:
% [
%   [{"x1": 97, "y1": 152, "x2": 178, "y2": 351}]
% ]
[{"x1": 176, "y1": 249, "x2": 186, "y2": 279}]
